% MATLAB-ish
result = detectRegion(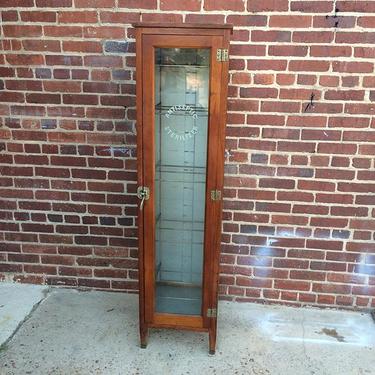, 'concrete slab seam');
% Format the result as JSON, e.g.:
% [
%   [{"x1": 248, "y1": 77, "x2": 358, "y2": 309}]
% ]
[{"x1": 0, "y1": 287, "x2": 51, "y2": 352}]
